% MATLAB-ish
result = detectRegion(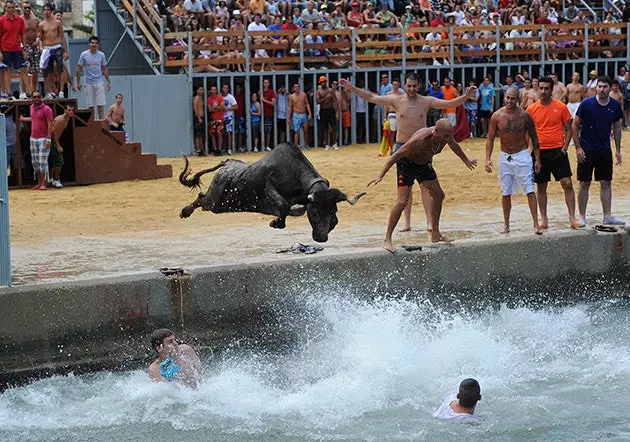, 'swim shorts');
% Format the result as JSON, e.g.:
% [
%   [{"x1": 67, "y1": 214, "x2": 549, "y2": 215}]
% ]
[
  {"x1": 25, "y1": 45, "x2": 41, "y2": 74},
  {"x1": 566, "y1": 101, "x2": 580, "y2": 118},
  {"x1": 224, "y1": 115, "x2": 234, "y2": 133},
  {"x1": 342, "y1": 111, "x2": 351, "y2": 128},
  {"x1": 29, "y1": 137, "x2": 49, "y2": 174},
  {"x1": 396, "y1": 156, "x2": 437, "y2": 188},
  {"x1": 193, "y1": 118, "x2": 204, "y2": 137},
  {"x1": 498, "y1": 149, "x2": 534, "y2": 196},
  {"x1": 48, "y1": 140, "x2": 64, "y2": 168},
  {"x1": 319, "y1": 108, "x2": 336, "y2": 130},
  {"x1": 42, "y1": 46, "x2": 64, "y2": 74},
  {"x1": 577, "y1": 148, "x2": 613, "y2": 182},
  {"x1": 387, "y1": 112, "x2": 397, "y2": 131},
  {"x1": 235, "y1": 117, "x2": 246, "y2": 134},
  {"x1": 534, "y1": 147, "x2": 572, "y2": 183},
  {"x1": 209, "y1": 118, "x2": 224, "y2": 135},
  {"x1": 292, "y1": 112, "x2": 308, "y2": 132}
]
